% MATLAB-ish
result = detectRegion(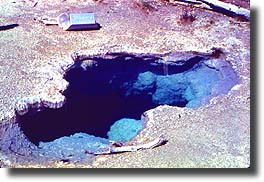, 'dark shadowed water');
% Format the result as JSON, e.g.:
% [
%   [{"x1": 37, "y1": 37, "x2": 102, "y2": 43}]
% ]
[{"x1": 19, "y1": 55, "x2": 225, "y2": 145}]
